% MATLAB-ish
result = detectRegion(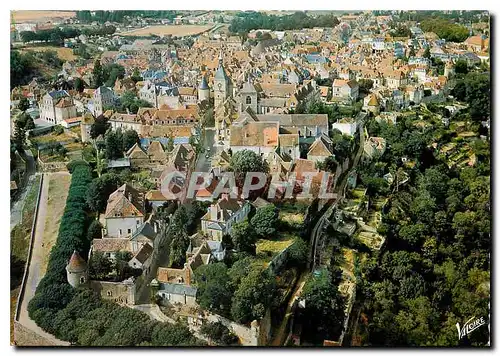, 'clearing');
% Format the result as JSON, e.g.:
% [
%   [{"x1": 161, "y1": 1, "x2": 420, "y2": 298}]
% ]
[
  {"x1": 121, "y1": 24, "x2": 214, "y2": 37},
  {"x1": 12, "y1": 11, "x2": 76, "y2": 23}
]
